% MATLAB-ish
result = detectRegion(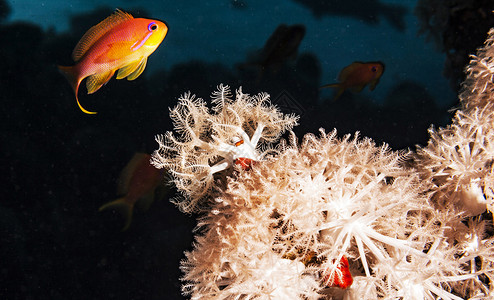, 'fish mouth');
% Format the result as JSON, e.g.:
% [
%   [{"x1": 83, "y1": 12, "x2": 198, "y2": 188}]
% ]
[{"x1": 156, "y1": 20, "x2": 169, "y2": 44}]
